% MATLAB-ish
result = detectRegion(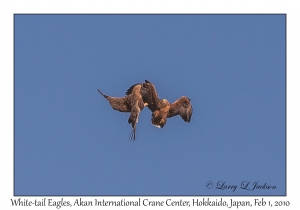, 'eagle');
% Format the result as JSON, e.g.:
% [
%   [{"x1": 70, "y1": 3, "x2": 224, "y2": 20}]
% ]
[
  {"x1": 126, "y1": 80, "x2": 193, "y2": 128},
  {"x1": 97, "y1": 84, "x2": 148, "y2": 140}
]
